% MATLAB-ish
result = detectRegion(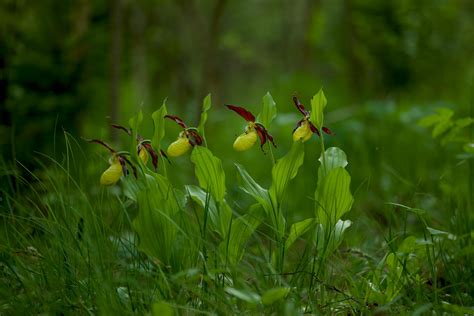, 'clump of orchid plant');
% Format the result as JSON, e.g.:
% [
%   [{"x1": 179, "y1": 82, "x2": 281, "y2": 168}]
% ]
[
  {"x1": 292, "y1": 96, "x2": 333, "y2": 142},
  {"x1": 226, "y1": 104, "x2": 276, "y2": 151},
  {"x1": 165, "y1": 115, "x2": 203, "y2": 157}
]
